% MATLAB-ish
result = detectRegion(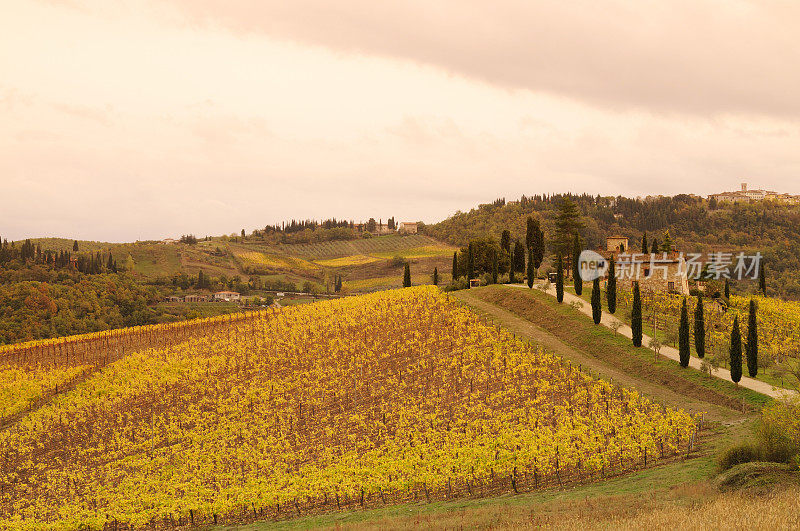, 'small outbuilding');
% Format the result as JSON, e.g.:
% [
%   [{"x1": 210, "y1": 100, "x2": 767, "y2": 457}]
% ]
[{"x1": 214, "y1": 291, "x2": 241, "y2": 302}]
